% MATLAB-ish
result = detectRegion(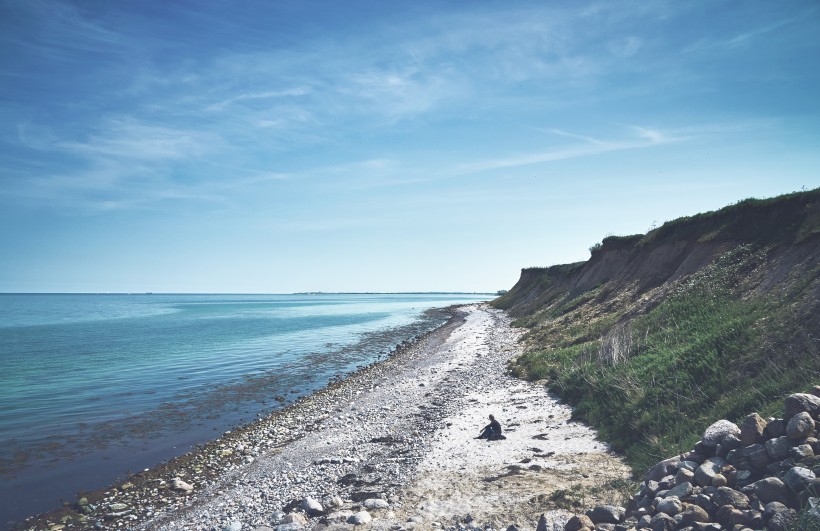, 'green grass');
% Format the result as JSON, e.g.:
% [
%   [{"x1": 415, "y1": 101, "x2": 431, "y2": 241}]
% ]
[{"x1": 510, "y1": 244, "x2": 820, "y2": 475}]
